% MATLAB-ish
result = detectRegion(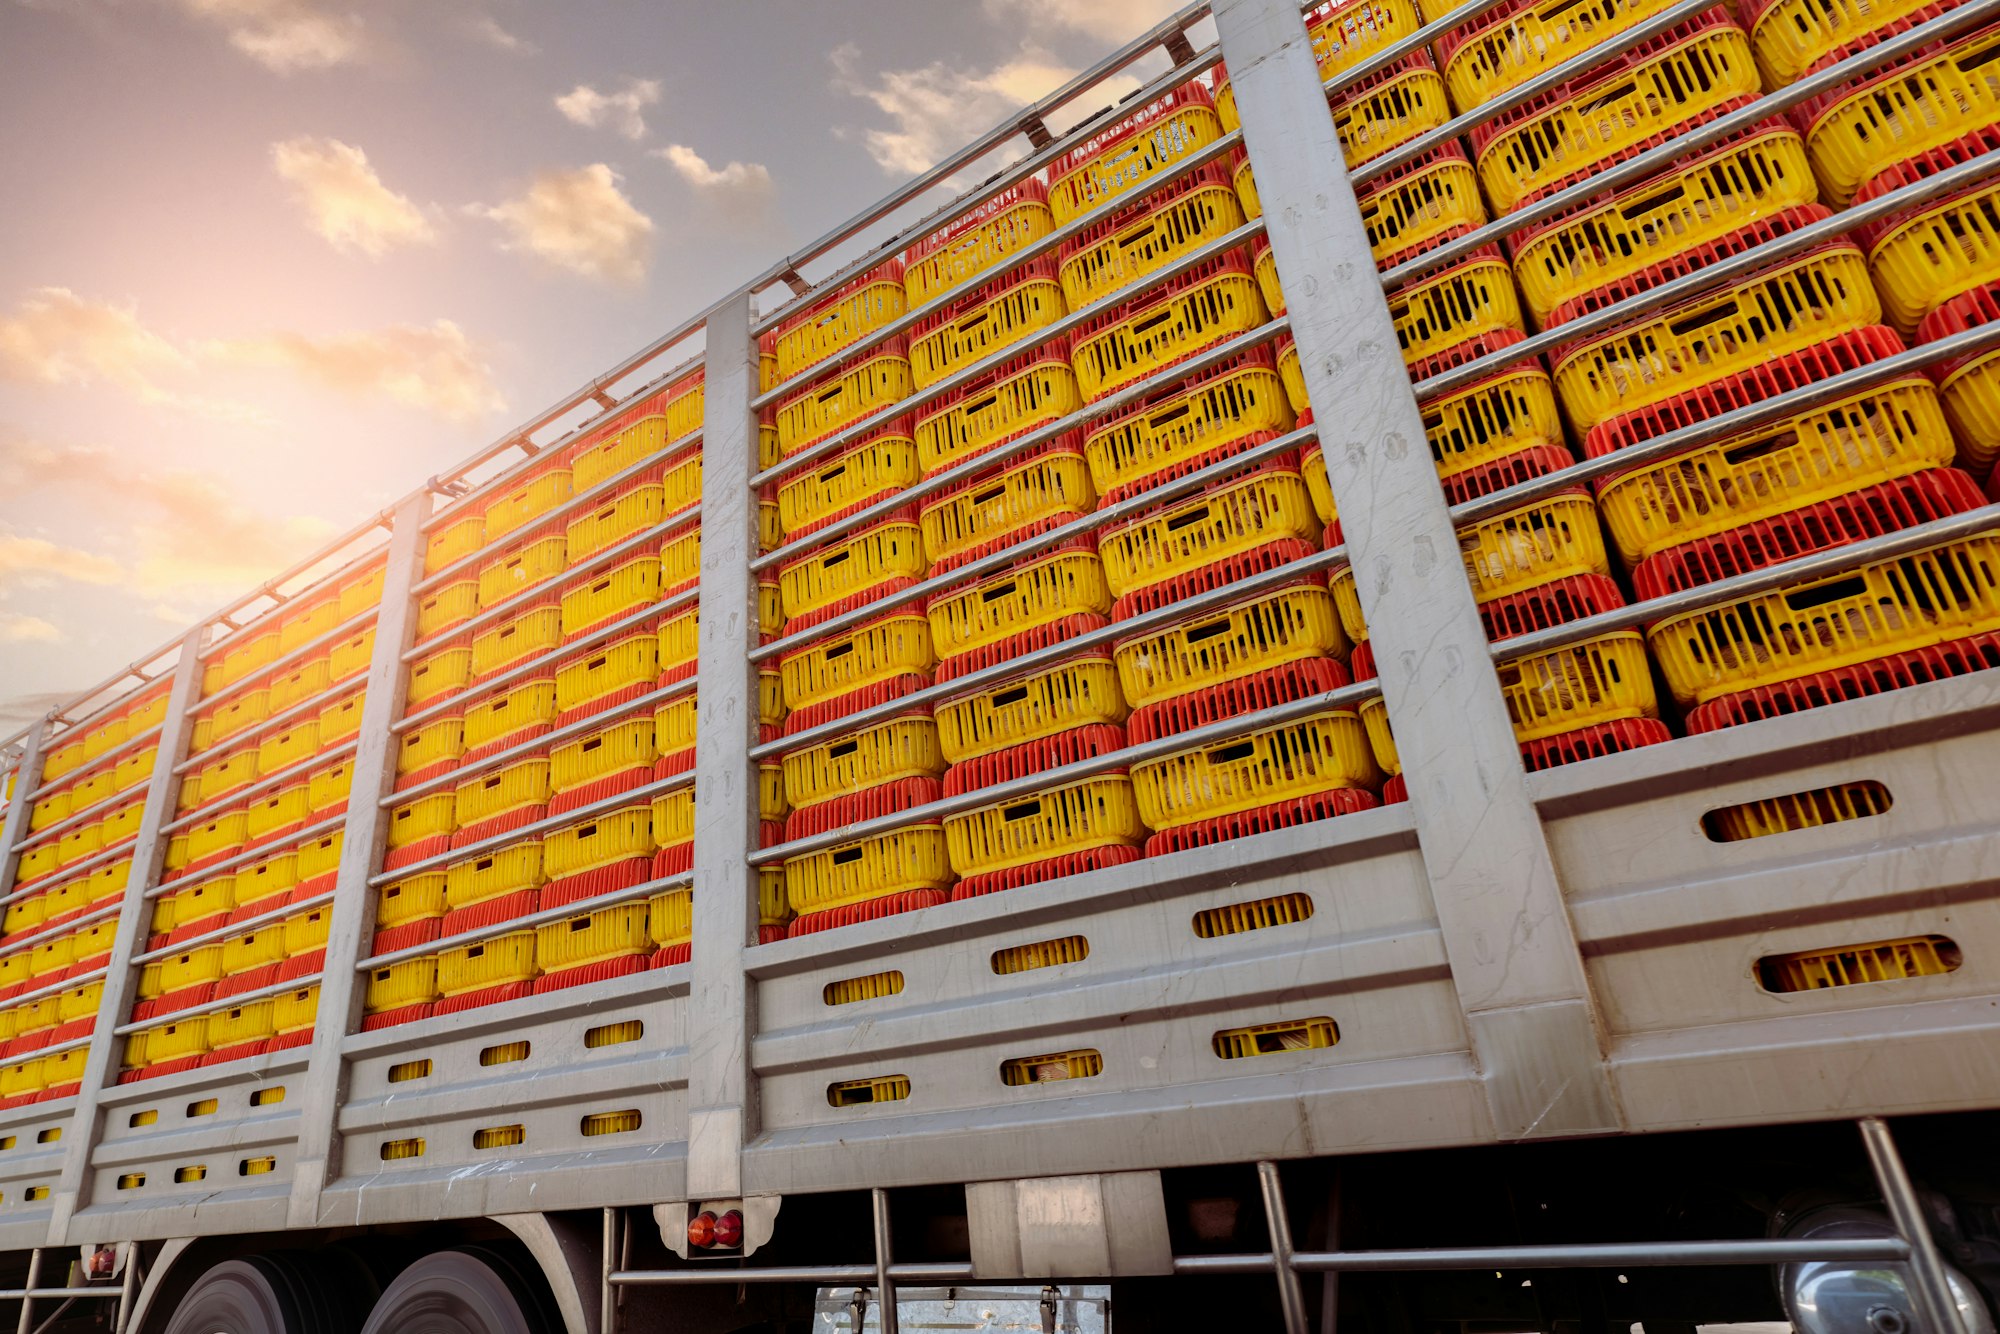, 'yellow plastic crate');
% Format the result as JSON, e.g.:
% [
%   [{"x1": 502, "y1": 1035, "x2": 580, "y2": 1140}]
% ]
[
  {"x1": 778, "y1": 612, "x2": 935, "y2": 716},
  {"x1": 472, "y1": 606, "x2": 564, "y2": 679},
  {"x1": 425, "y1": 511, "x2": 486, "y2": 576},
  {"x1": 111, "y1": 744, "x2": 158, "y2": 796},
  {"x1": 1113, "y1": 583, "x2": 1346, "y2": 711},
  {"x1": 1551, "y1": 244, "x2": 1882, "y2": 435},
  {"x1": 69, "y1": 768, "x2": 115, "y2": 813},
  {"x1": 567, "y1": 480, "x2": 665, "y2": 564},
  {"x1": 652, "y1": 785, "x2": 694, "y2": 853},
  {"x1": 84, "y1": 858, "x2": 131, "y2": 908},
  {"x1": 158, "y1": 876, "x2": 233, "y2": 934},
  {"x1": 244, "y1": 784, "x2": 309, "y2": 846},
  {"x1": 655, "y1": 694, "x2": 697, "y2": 761},
  {"x1": 1444, "y1": 0, "x2": 1684, "y2": 112},
  {"x1": 462, "y1": 678, "x2": 558, "y2": 752},
  {"x1": 0, "y1": 1059, "x2": 44, "y2": 1097},
  {"x1": 213, "y1": 632, "x2": 281, "y2": 695},
  {"x1": 327, "y1": 628, "x2": 378, "y2": 683},
  {"x1": 1477, "y1": 23, "x2": 1760, "y2": 214},
  {"x1": 2, "y1": 887, "x2": 47, "y2": 934},
  {"x1": 477, "y1": 535, "x2": 569, "y2": 608},
  {"x1": 307, "y1": 760, "x2": 354, "y2": 817},
  {"x1": 56, "y1": 979, "x2": 103, "y2": 1024},
  {"x1": 783, "y1": 826, "x2": 953, "y2": 916},
  {"x1": 909, "y1": 268, "x2": 1068, "y2": 391},
  {"x1": 1302, "y1": 445, "x2": 1337, "y2": 527},
  {"x1": 160, "y1": 944, "x2": 225, "y2": 994},
  {"x1": 375, "y1": 871, "x2": 448, "y2": 928},
  {"x1": 396, "y1": 714, "x2": 464, "y2": 779},
  {"x1": 904, "y1": 187, "x2": 1055, "y2": 306},
  {"x1": 1359, "y1": 149, "x2": 1488, "y2": 269},
  {"x1": 773, "y1": 264, "x2": 907, "y2": 382},
  {"x1": 234, "y1": 853, "x2": 298, "y2": 912},
  {"x1": 1649, "y1": 534, "x2": 2000, "y2": 706},
  {"x1": 1868, "y1": 181, "x2": 2000, "y2": 338},
  {"x1": 407, "y1": 643, "x2": 473, "y2": 709},
  {"x1": 27, "y1": 934, "x2": 74, "y2": 979},
  {"x1": 15, "y1": 842, "x2": 59, "y2": 887},
  {"x1": 1132, "y1": 711, "x2": 1380, "y2": 831},
  {"x1": 1047, "y1": 85, "x2": 1225, "y2": 225},
  {"x1": 207, "y1": 689, "x2": 271, "y2": 749},
  {"x1": 220, "y1": 926, "x2": 286, "y2": 978},
  {"x1": 1215, "y1": 0, "x2": 1428, "y2": 129},
  {"x1": 778, "y1": 432, "x2": 923, "y2": 541},
  {"x1": 317, "y1": 691, "x2": 367, "y2": 747},
  {"x1": 1751, "y1": 0, "x2": 1941, "y2": 85},
  {"x1": 538, "y1": 902, "x2": 653, "y2": 972},
  {"x1": 415, "y1": 581, "x2": 480, "y2": 641},
  {"x1": 256, "y1": 721, "x2": 321, "y2": 777},
  {"x1": 1496, "y1": 631, "x2": 1658, "y2": 741},
  {"x1": 647, "y1": 886, "x2": 692, "y2": 949},
  {"x1": 543, "y1": 805, "x2": 655, "y2": 879},
  {"x1": 912, "y1": 352, "x2": 1083, "y2": 477},
  {"x1": 778, "y1": 520, "x2": 928, "y2": 626},
  {"x1": 146, "y1": 1016, "x2": 215, "y2": 1063},
  {"x1": 436, "y1": 931, "x2": 537, "y2": 997},
  {"x1": 774, "y1": 350, "x2": 915, "y2": 457},
  {"x1": 919, "y1": 449, "x2": 1095, "y2": 569},
  {"x1": 337, "y1": 565, "x2": 387, "y2": 621},
  {"x1": 364, "y1": 957, "x2": 438, "y2": 1012},
  {"x1": 782, "y1": 716, "x2": 944, "y2": 811},
  {"x1": 1939, "y1": 351, "x2": 2000, "y2": 480},
  {"x1": 185, "y1": 809, "x2": 248, "y2": 868},
  {"x1": 1597, "y1": 377, "x2": 1956, "y2": 565},
  {"x1": 571, "y1": 410, "x2": 698, "y2": 498},
  {"x1": 485, "y1": 468, "x2": 574, "y2": 543},
  {"x1": 560, "y1": 556, "x2": 662, "y2": 637},
  {"x1": 208, "y1": 999, "x2": 276, "y2": 1050},
  {"x1": 40, "y1": 738, "x2": 86, "y2": 783},
  {"x1": 80, "y1": 713, "x2": 129, "y2": 761},
  {"x1": 1098, "y1": 467, "x2": 1320, "y2": 602},
  {"x1": 1071, "y1": 263, "x2": 1267, "y2": 403},
  {"x1": 658, "y1": 524, "x2": 701, "y2": 592},
  {"x1": 281, "y1": 906, "x2": 330, "y2": 958},
  {"x1": 1459, "y1": 492, "x2": 1610, "y2": 603},
  {"x1": 295, "y1": 830, "x2": 344, "y2": 885},
  {"x1": 1805, "y1": 28, "x2": 2000, "y2": 207},
  {"x1": 1390, "y1": 255, "x2": 1523, "y2": 370},
  {"x1": 266, "y1": 657, "x2": 333, "y2": 715},
  {"x1": 1511, "y1": 129, "x2": 1818, "y2": 327},
  {"x1": 277, "y1": 598, "x2": 341, "y2": 655},
  {"x1": 945, "y1": 775, "x2": 1145, "y2": 877},
  {"x1": 385, "y1": 794, "x2": 457, "y2": 850},
  {"x1": 272, "y1": 985, "x2": 317, "y2": 1034},
  {"x1": 1330, "y1": 62, "x2": 1452, "y2": 172},
  {"x1": 927, "y1": 549, "x2": 1112, "y2": 664},
  {"x1": 193, "y1": 749, "x2": 260, "y2": 808},
  {"x1": 549, "y1": 719, "x2": 656, "y2": 796},
  {"x1": 1423, "y1": 367, "x2": 1567, "y2": 484},
  {"x1": 446, "y1": 842, "x2": 545, "y2": 909},
  {"x1": 26, "y1": 789, "x2": 71, "y2": 834},
  {"x1": 555, "y1": 632, "x2": 659, "y2": 718},
  {"x1": 1254, "y1": 242, "x2": 1284, "y2": 318}
]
